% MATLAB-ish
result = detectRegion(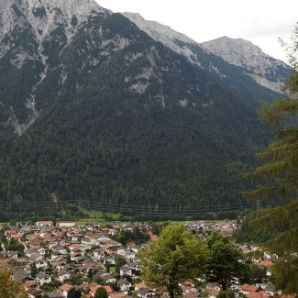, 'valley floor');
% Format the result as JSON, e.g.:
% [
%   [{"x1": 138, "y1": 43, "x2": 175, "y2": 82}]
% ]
[{"x1": 0, "y1": 220, "x2": 288, "y2": 298}]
